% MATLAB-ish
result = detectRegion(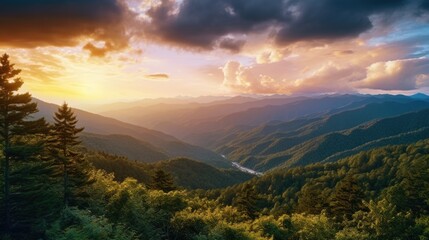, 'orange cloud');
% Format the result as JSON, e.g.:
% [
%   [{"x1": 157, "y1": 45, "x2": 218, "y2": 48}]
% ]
[
  {"x1": 356, "y1": 57, "x2": 429, "y2": 90},
  {"x1": 145, "y1": 73, "x2": 170, "y2": 80},
  {"x1": 0, "y1": 0, "x2": 132, "y2": 57}
]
